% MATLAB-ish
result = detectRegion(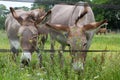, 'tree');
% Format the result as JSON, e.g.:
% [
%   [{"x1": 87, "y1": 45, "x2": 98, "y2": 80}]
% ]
[
  {"x1": 14, "y1": 6, "x2": 30, "y2": 11},
  {"x1": 0, "y1": 4, "x2": 8, "y2": 29},
  {"x1": 90, "y1": 0, "x2": 120, "y2": 30},
  {"x1": 0, "y1": 4, "x2": 6, "y2": 10}
]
